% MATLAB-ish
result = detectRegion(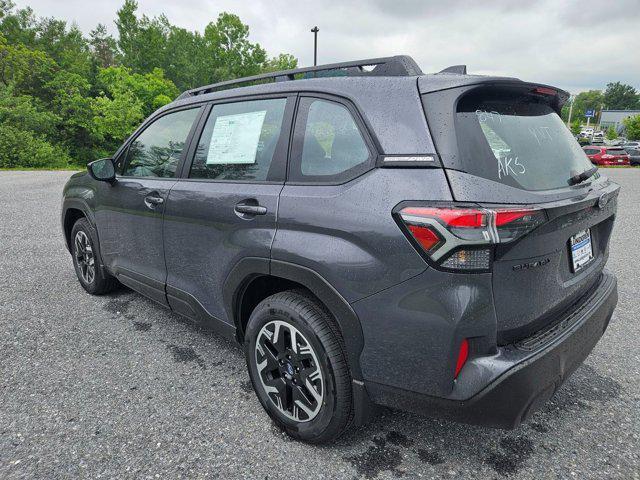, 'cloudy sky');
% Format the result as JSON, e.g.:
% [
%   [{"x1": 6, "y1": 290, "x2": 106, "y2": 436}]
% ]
[{"x1": 14, "y1": 0, "x2": 640, "y2": 93}]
